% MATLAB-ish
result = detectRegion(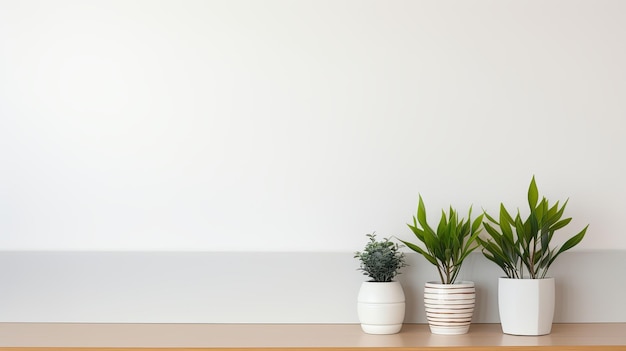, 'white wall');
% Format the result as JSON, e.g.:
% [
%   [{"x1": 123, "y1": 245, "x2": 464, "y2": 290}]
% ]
[{"x1": 1, "y1": 0, "x2": 625, "y2": 251}]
